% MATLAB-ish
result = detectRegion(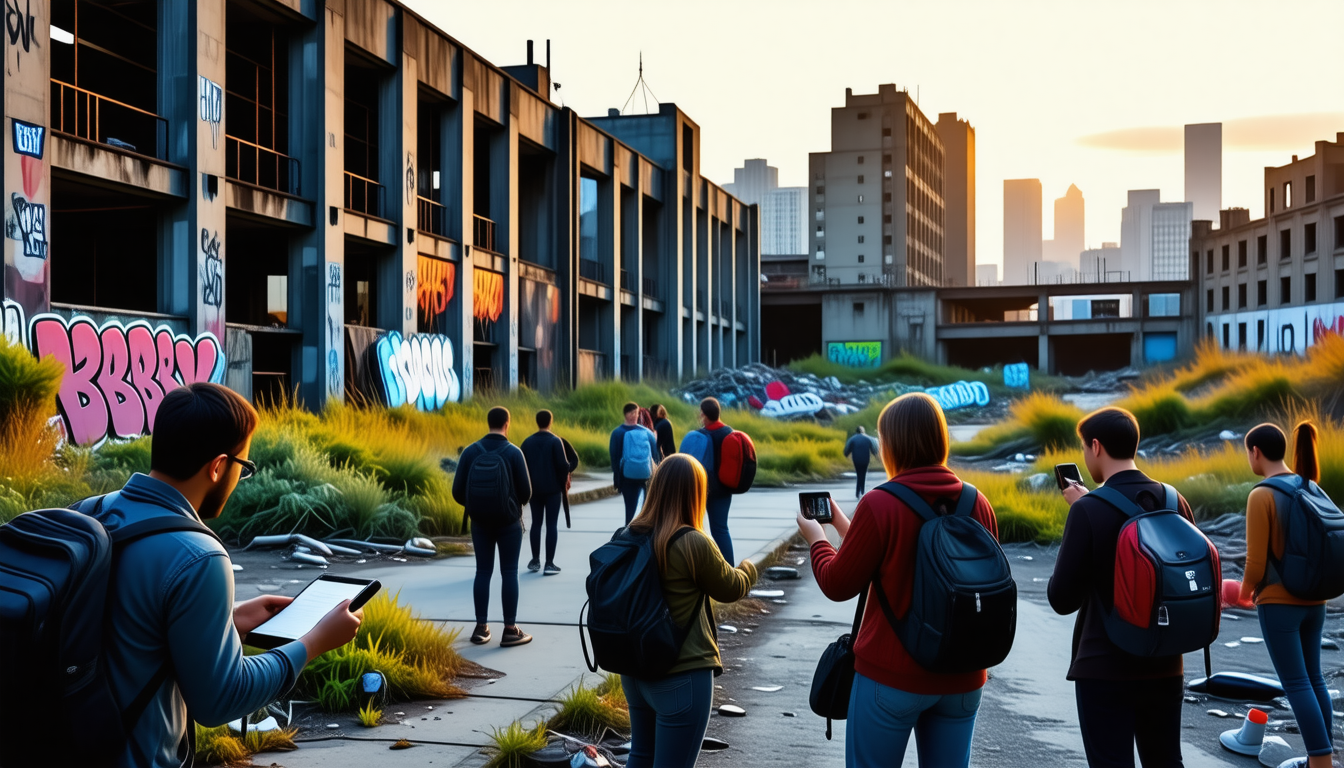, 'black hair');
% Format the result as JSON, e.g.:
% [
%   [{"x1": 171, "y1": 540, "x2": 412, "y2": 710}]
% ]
[
  {"x1": 1076, "y1": 406, "x2": 1140, "y2": 461},
  {"x1": 1293, "y1": 421, "x2": 1320, "y2": 483},
  {"x1": 536, "y1": 409, "x2": 553, "y2": 428},
  {"x1": 700, "y1": 397, "x2": 721, "y2": 421},
  {"x1": 623, "y1": 401, "x2": 639, "y2": 415},
  {"x1": 1245, "y1": 423, "x2": 1287, "y2": 462},
  {"x1": 150, "y1": 383, "x2": 258, "y2": 480},
  {"x1": 487, "y1": 406, "x2": 510, "y2": 430}
]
